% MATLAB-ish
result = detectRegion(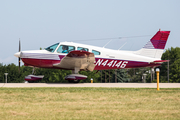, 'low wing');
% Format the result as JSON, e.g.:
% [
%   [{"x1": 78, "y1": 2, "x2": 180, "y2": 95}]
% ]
[{"x1": 53, "y1": 50, "x2": 96, "y2": 71}]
